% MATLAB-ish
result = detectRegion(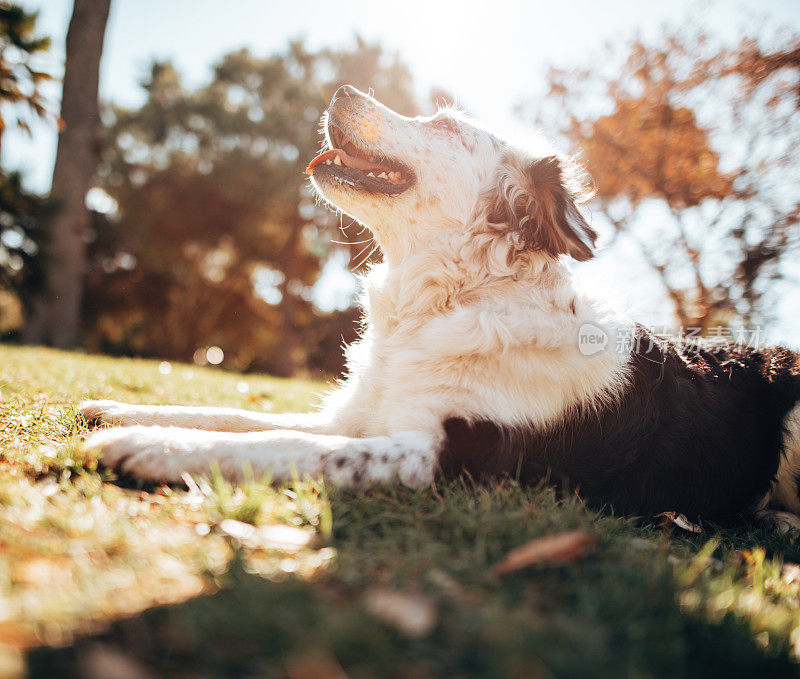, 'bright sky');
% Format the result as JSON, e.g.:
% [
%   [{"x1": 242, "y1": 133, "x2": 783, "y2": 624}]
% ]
[{"x1": 4, "y1": 0, "x2": 800, "y2": 341}]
